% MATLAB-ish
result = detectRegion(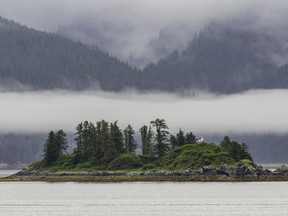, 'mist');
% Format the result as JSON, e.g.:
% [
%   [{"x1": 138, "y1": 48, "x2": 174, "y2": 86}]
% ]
[
  {"x1": 0, "y1": 89, "x2": 288, "y2": 134},
  {"x1": 1, "y1": 0, "x2": 288, "y2": 67}
]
